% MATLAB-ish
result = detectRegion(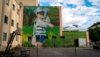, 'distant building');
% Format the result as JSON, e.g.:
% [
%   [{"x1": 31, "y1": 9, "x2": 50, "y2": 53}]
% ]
[
  {"x1": 63, "y1": 26, "x2": 79, "y2": 32},
  {"x1": 0, "y1": 0, "x2": 23, "y2": 51},
  {"x1": 89, "y1": 22, "x2": 100, "y2": 29},
  {"x1": 87, "y1": 22, "x2": 100, "y2": 48}
]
